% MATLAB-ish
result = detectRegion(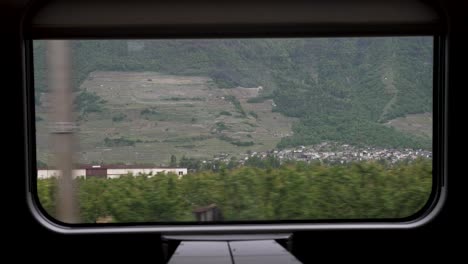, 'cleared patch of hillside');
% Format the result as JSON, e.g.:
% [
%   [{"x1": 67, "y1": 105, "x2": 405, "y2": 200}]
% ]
[{"x1": 385, "y1": 113, "x2": 432, "y2": 139}]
